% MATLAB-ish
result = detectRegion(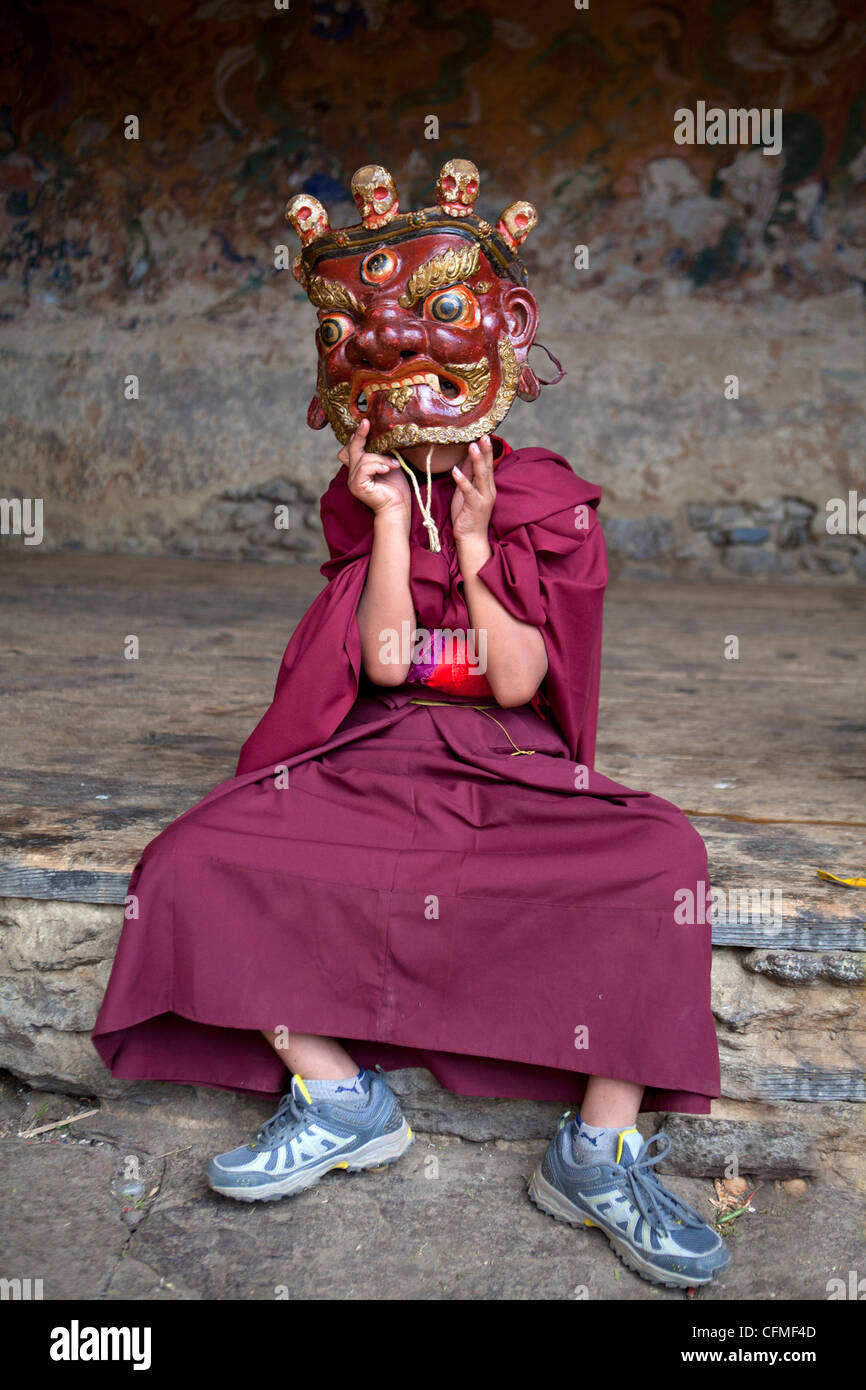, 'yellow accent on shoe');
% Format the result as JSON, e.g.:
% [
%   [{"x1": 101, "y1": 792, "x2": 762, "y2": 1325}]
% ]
[
  {"x1": 584, "y1": 1218, "x2": 598, "y2": 1228},
  {"x1": 615, "y1": 1127, "x2": 641, "y2": 1165},
  {"x1": 407, "y1": 1126, "x2": 413, "y2": 1138},
  {"x1": 294, "y1": 1074, "x2": 313, "y2": 1106},
  {"x1": 335, "y1": 1161, "x2": 349, "y2": 1169}
]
